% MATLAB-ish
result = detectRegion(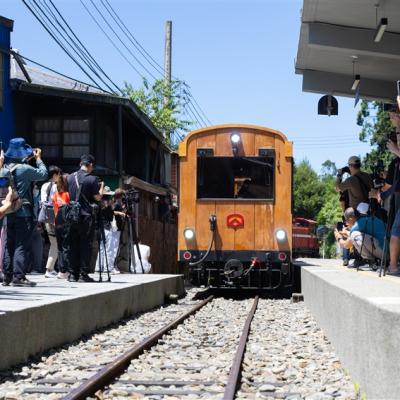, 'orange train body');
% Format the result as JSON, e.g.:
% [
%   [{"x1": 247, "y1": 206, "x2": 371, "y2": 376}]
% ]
[{"x1": 177, "y1": 124, "x2": 295, "y2": 289}]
